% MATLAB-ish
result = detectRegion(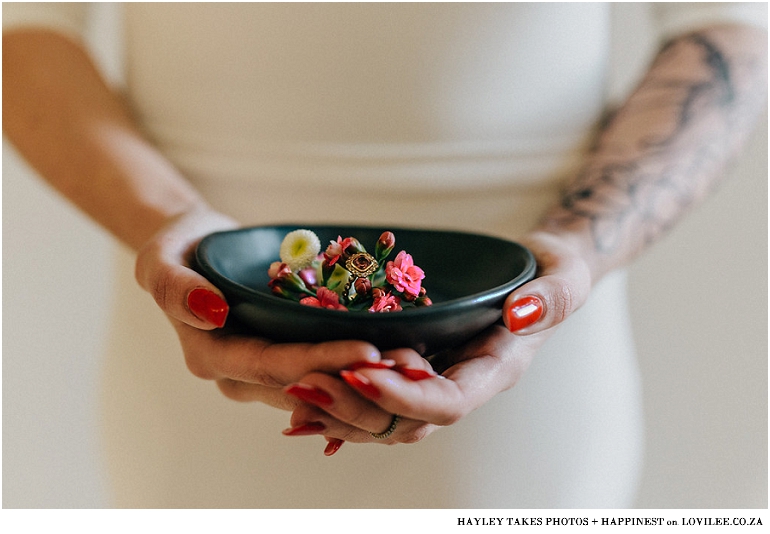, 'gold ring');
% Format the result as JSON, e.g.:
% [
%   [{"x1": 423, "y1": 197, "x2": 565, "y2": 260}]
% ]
[
  {"x1": 342, "y1": 252, "x2": 379, "y2": 301},
  {"x1": 370, "y1": 414, "x2": 400, "y2": 439}
]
